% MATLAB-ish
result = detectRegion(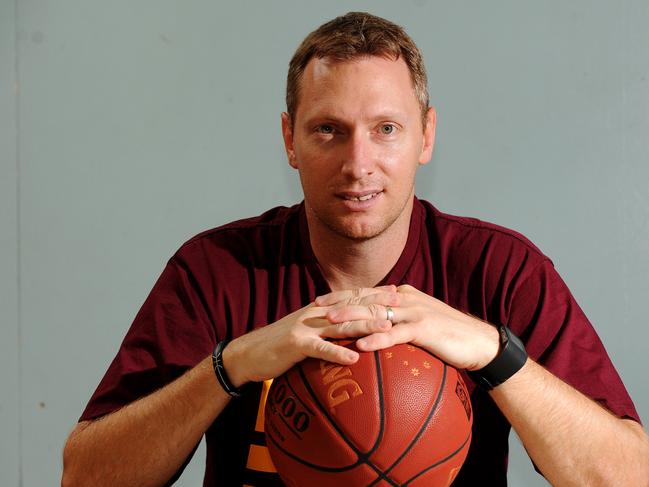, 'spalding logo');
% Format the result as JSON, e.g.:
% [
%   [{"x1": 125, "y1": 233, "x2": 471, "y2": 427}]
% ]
[{"x1": 319, "y1": 360, "x2": 364, "y2": 411}]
